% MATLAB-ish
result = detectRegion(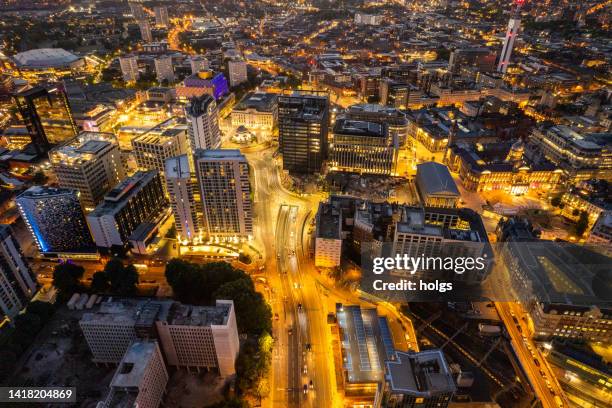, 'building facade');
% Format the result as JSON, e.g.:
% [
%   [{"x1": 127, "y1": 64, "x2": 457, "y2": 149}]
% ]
[
  {"x1": 16, "y1": 186, "x2": 95, "y2": 255},
  {"x1": 86, "y1": 171, "x2": 169, "y2": 250},
  {"x1": 185, "y1": 94, "x2": 221, "y2": 151},
  {"x1": 279, "y1": 93, "x2": 329, "y2": 174},
  {"x1": 49, "y1": 132, "x2": 126, "y2": 210},
  {"x1": 0, "y1": 225, "x2": 36, "y2": 324},
  {"x1": 228, "y1": 59, "x2": 248, "y2": 87},
  {"x1": 314, "y1": 202, "x2": 342, "y2": 268},
  {"x1": 195, "y1": 149, "x2": 253, "y2": 238},
  {"x1": 119, "y1": 55, "x2": 139, "y2": 82},
  {"x1": 165, "y1": 155, "x2": 204, "y2": 243},
  {"x1": 154, "y1": 56, "x2": 174, "y2": 83},
  {"x1": 231, "y1": 92, "x2": 278, "y2": 131}
]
